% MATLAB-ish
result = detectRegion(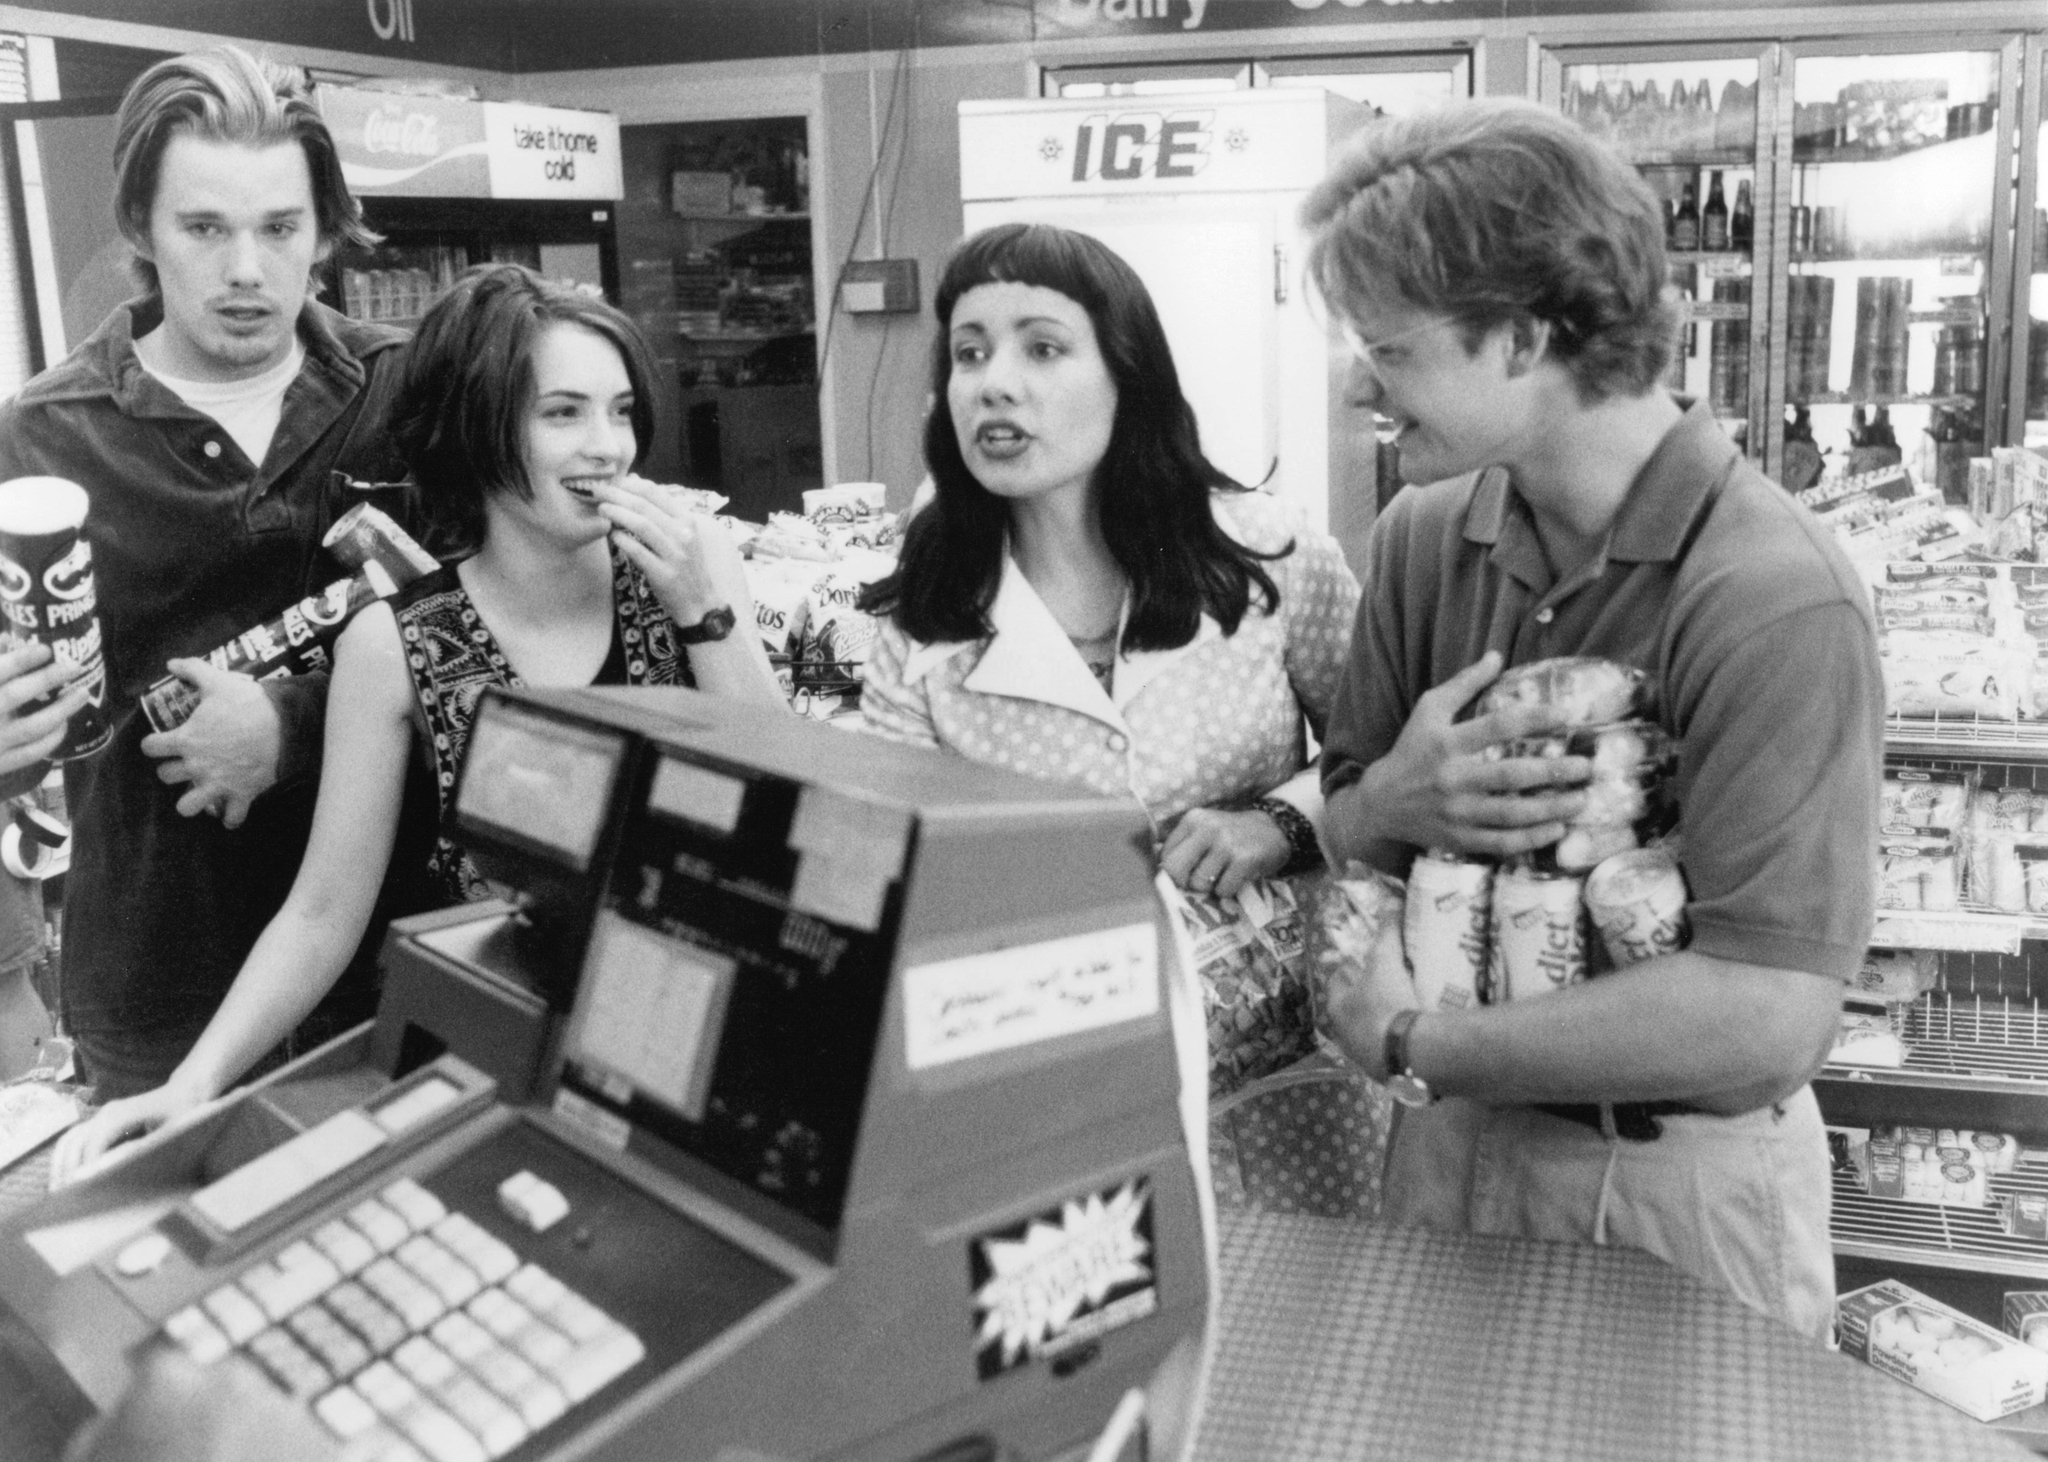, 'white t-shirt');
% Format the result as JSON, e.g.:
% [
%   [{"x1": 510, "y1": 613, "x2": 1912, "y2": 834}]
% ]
[{"x1": 136, "y1": 337, "x2": 306, "y2": 468}]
